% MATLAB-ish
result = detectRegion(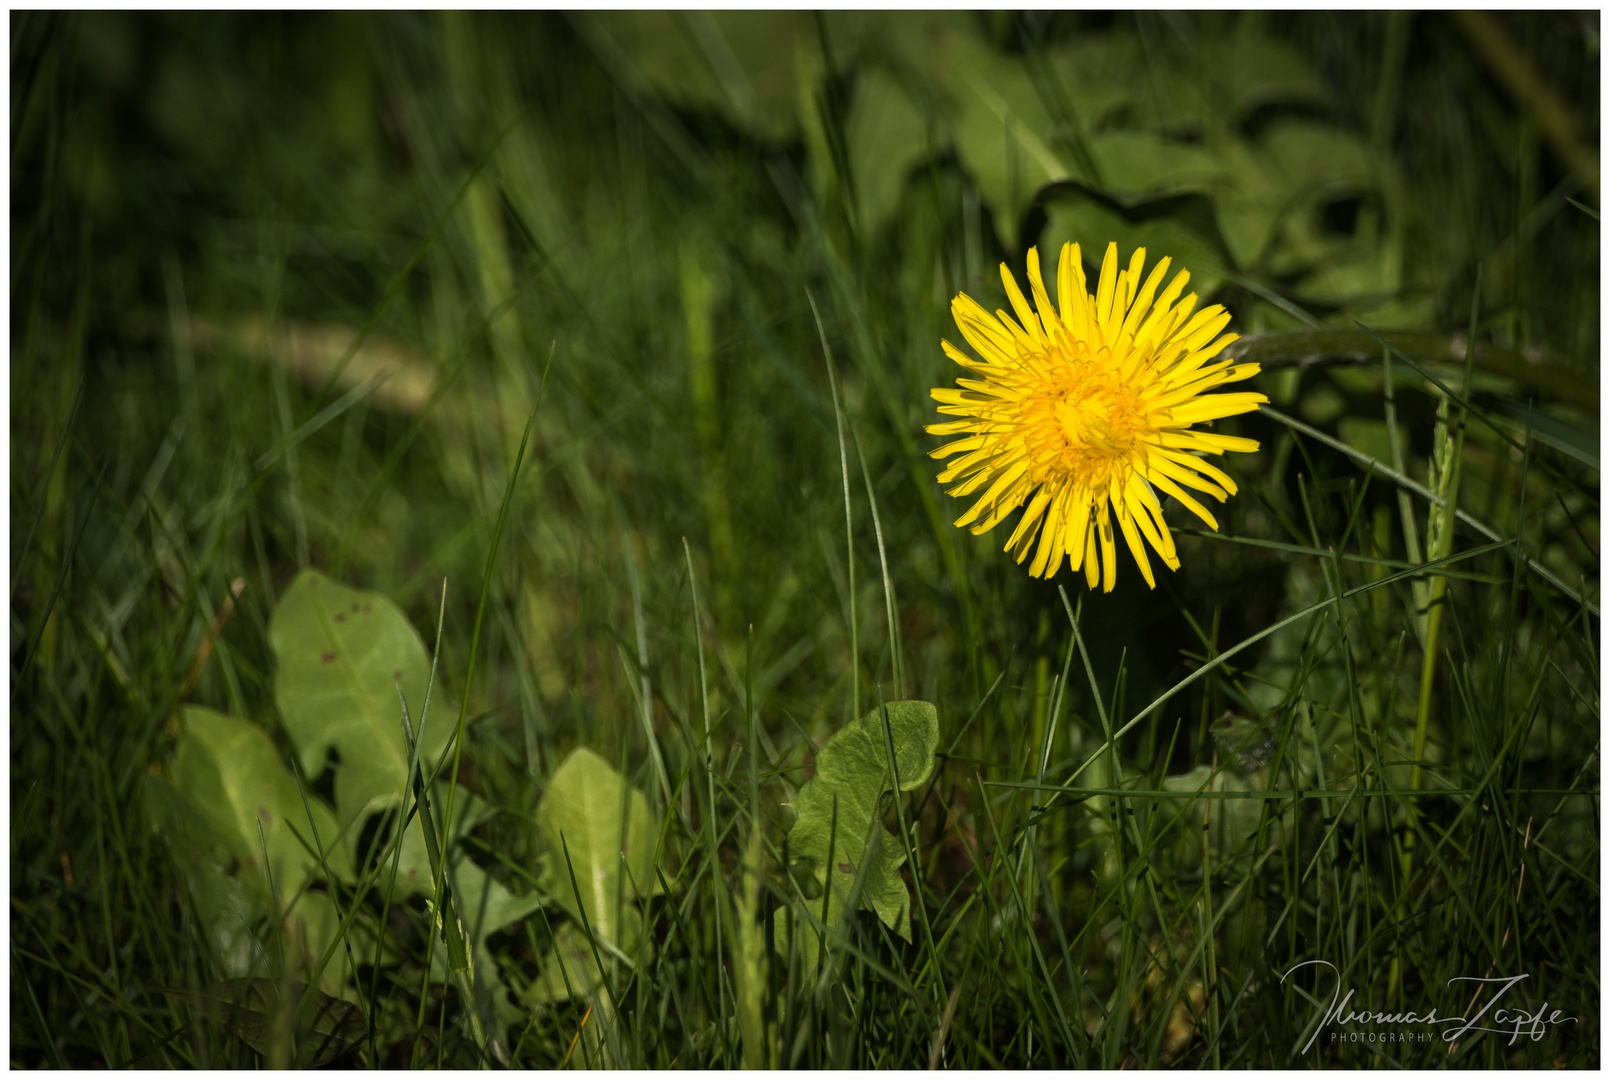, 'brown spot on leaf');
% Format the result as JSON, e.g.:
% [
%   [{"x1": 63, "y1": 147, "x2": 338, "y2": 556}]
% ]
[
  {"x1": 351, "y1": 603, "x2": 360, "y2": 613},
  {"x1": 321, "y1": 652, "x2": 337, "y2": 664},
  {"x1": 363, "y1": 603, "x2": 372, "y2": 614},
  {"x1": 334, "y1": 612, "x2": 346, "y2": 623},
  {"x1": 839, "y1": 862, "x2": 854, "y2": 874}
]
